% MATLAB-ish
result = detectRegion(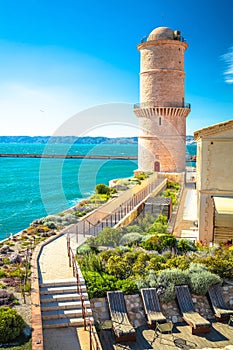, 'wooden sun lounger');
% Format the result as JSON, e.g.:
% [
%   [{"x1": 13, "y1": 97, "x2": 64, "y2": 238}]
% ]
[
  {"x1": 107, "y1": 291, "x2": 136, "y2": 342},
  {"x1": 175, "y1": 285, "x2": 211, "y2": 334},
  {"x1": 141, "y1": 288, "x2": 167, "y2": 328},
  {"x1": 208, "y1": 284, "x2": 233, "y2": 321}
]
